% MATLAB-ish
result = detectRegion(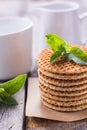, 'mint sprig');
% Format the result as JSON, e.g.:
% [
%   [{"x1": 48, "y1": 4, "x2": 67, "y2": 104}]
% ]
[
  {"x1": 0, "y1": 74, "x2": 27, "y2": 105},
  {"x1": 46, "y1": 34, "x2": 87, "y2": 65}
]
